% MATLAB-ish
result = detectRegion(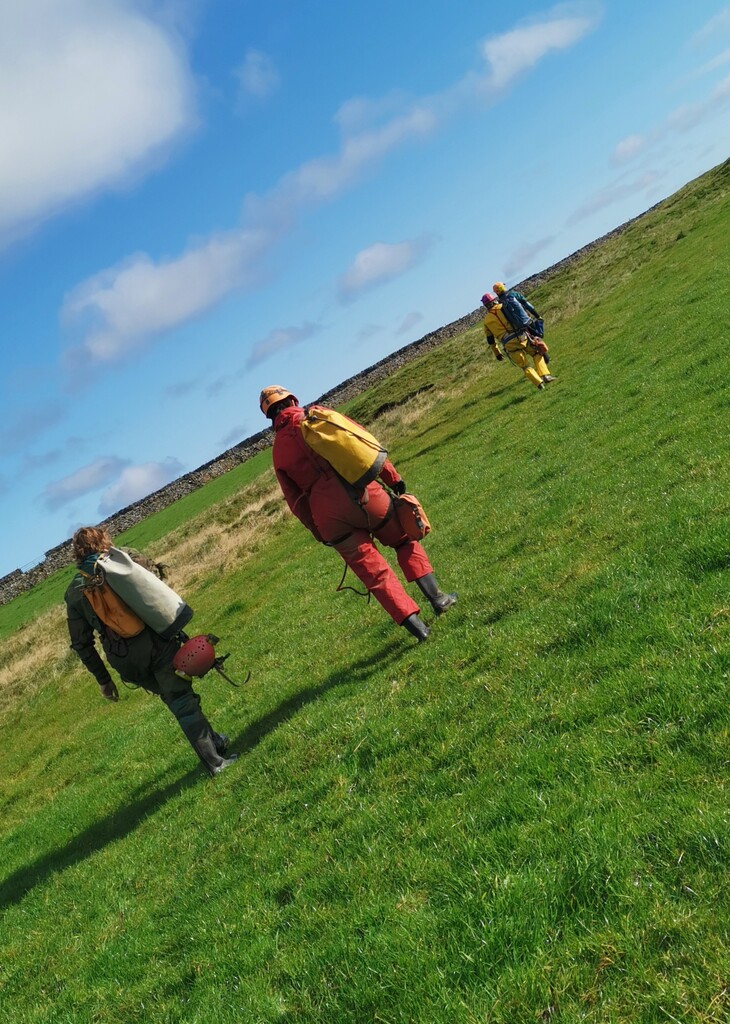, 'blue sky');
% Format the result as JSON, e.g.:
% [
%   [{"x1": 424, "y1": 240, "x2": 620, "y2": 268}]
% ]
[{"x1": 1, "y1": 0, "x2": 729, "y2": 578}]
